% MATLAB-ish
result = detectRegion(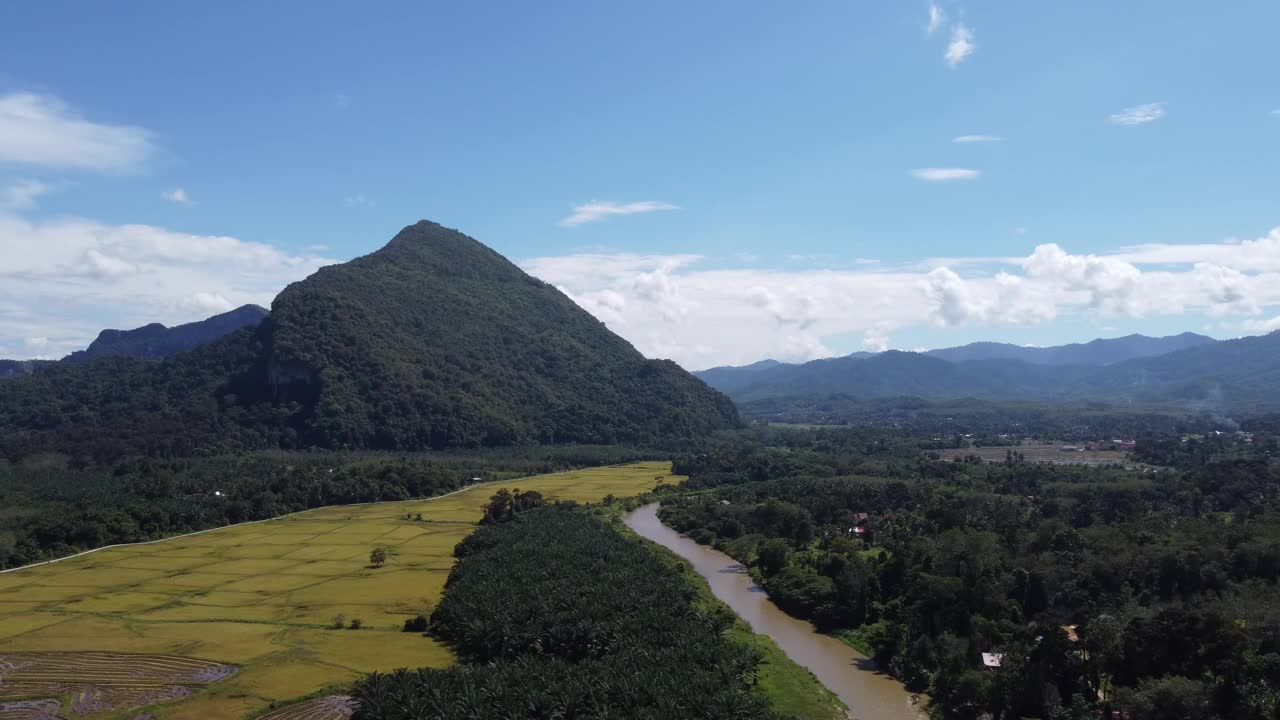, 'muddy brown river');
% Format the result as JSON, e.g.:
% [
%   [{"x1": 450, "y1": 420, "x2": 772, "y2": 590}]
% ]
[{"x1": 625, "y1": 503, "x2": 925, "y2": 720}]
